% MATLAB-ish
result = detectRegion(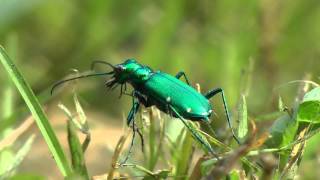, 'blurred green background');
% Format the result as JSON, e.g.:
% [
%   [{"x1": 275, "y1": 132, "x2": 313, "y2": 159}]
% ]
[{"x1": 0, "y1": 0, "x2": 320, "y2": 178}]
